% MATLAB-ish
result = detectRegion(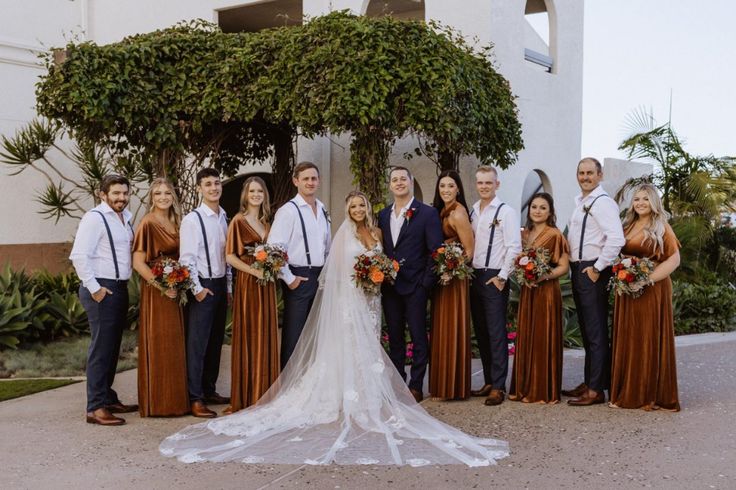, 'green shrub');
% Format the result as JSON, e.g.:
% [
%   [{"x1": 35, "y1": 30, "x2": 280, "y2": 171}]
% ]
[{"x1": 672, "y1": 280, "x2": 736, "y2": 335}]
